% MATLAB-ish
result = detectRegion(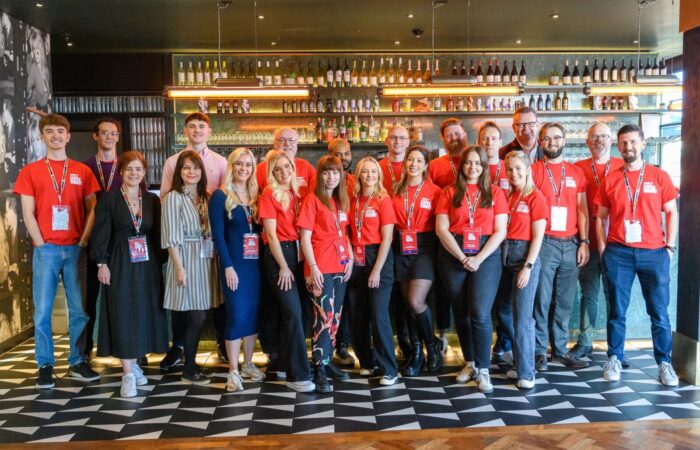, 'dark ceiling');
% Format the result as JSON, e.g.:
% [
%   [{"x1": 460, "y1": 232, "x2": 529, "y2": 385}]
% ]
[{"x1": 1, "y1": 0, "x2": 683, "y2": 56}]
